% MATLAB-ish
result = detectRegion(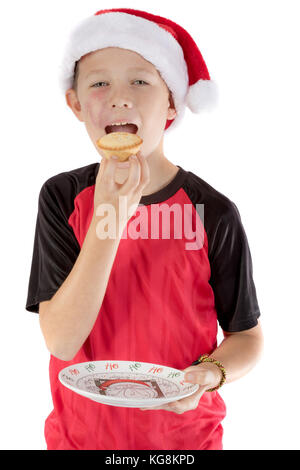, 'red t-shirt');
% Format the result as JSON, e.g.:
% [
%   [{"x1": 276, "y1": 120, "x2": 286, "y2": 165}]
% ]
[{"x1": 25, "y1": 163, "x2": 260, "y2": 450}]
